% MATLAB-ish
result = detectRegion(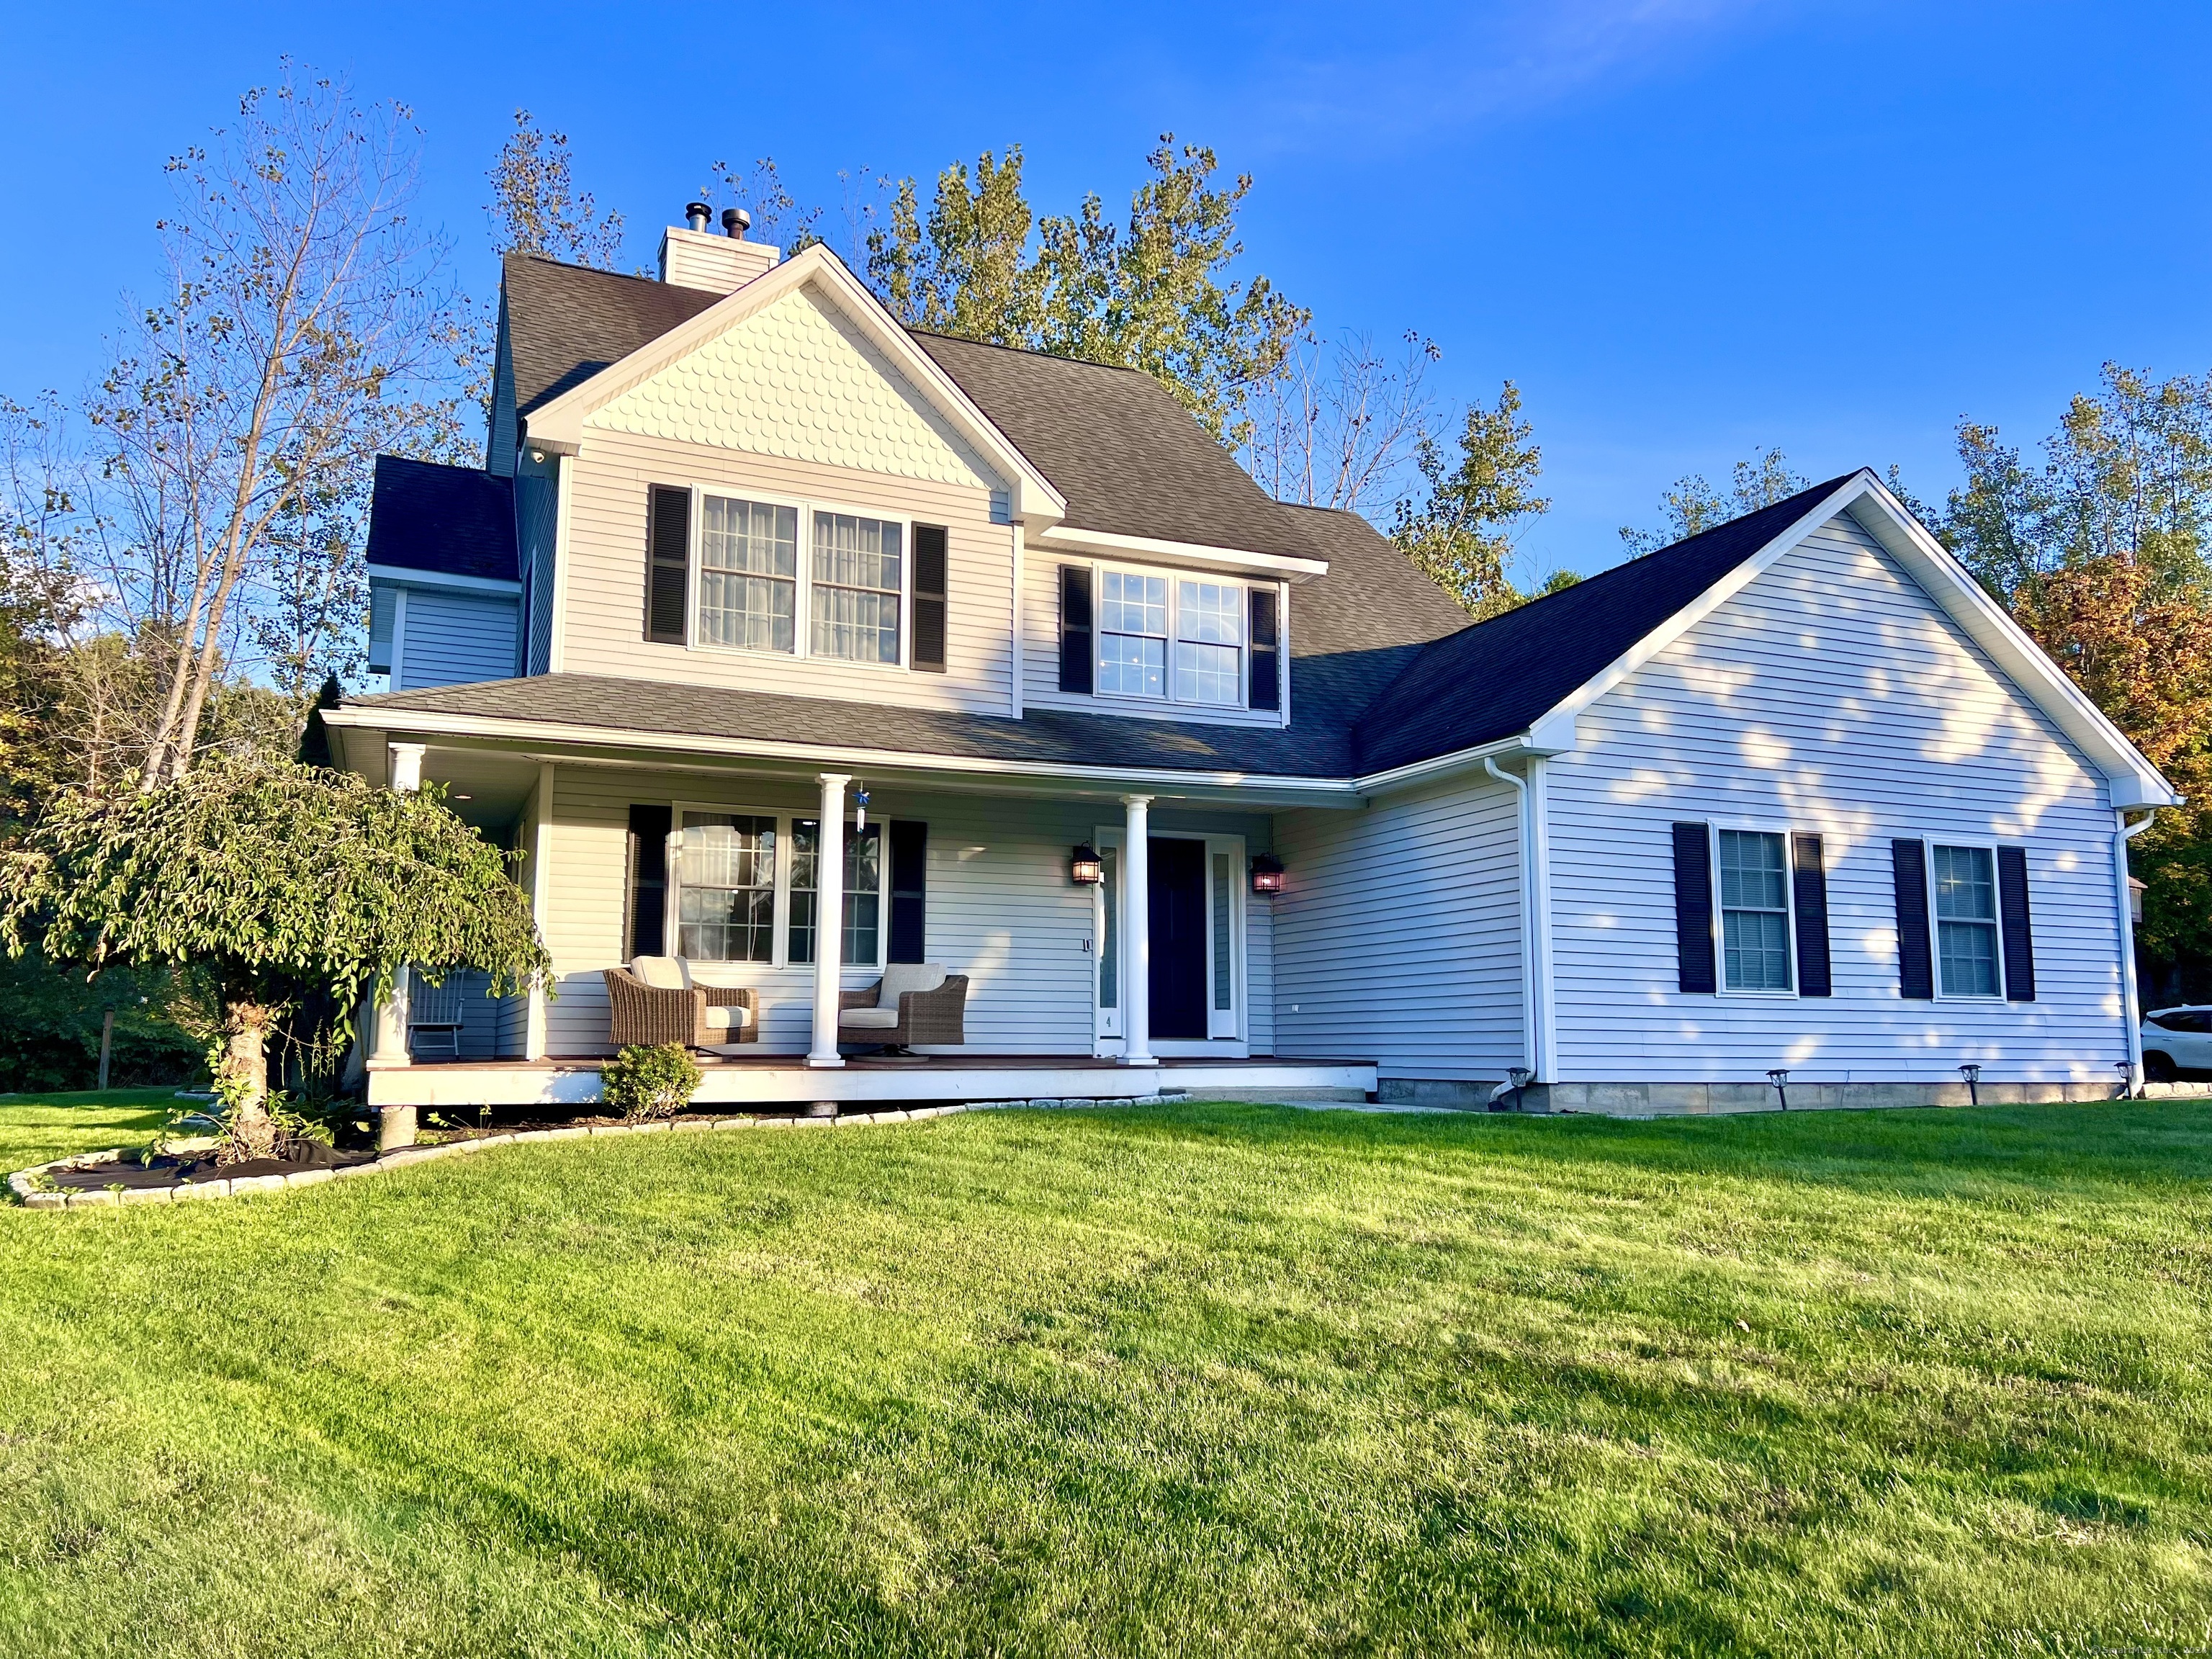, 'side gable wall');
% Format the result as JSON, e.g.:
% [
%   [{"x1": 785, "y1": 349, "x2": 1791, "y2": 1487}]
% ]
[{"x1": 1545, "y1": 509, "x2": 2125, "y2": 1084}]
